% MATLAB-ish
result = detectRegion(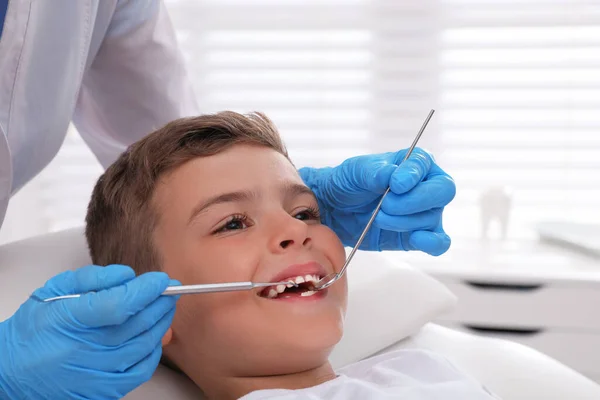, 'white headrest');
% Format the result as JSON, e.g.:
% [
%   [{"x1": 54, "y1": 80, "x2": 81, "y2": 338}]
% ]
[
  {"x1": 0, "y1": 228, "x2": 92, "y2": 320},
  {"x1": 0, "y1": 228, "x2": 456, "y2": 399}
]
